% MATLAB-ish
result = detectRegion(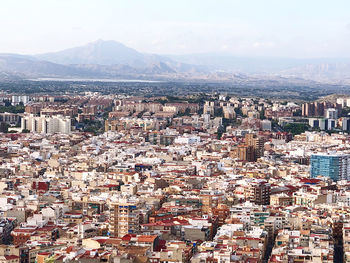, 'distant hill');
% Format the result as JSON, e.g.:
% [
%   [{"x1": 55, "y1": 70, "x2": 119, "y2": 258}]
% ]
[
  {"x1": 35, "y1": 40, "x2": 204, "y2": 75},
  {"x1": 169, "y1": 53, "x2": 350, "y2": 84},
  {"x1": 0, "y1": 40, "x2": 349, "y2": 83},
  {"x1": 279, "y1": 62, "x2": 350, "y2": 84},
  {"x1": 0, "y1": 52, "x2": 204, "y2": 81},
  {"x1": 0, "y1": 54, "x2": 99, "y2": 79},
  {"x1": 36, "y1": 40, "x2": 144, "y2": 65}
]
